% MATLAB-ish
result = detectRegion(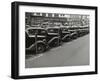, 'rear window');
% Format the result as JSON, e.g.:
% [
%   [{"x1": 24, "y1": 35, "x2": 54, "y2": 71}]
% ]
[
  {"x1": 27, "y1": 29, "x2": 37, "y2": 35},
  {"x1": 62, "y1": 28, "x2": 68, "y2": 32},
  {"x1": 38, "y1": 29, "x2": 46, "y2": 35},
  {"x1": 48, "y1": 29, "x2": 59, "y2": 33}
]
